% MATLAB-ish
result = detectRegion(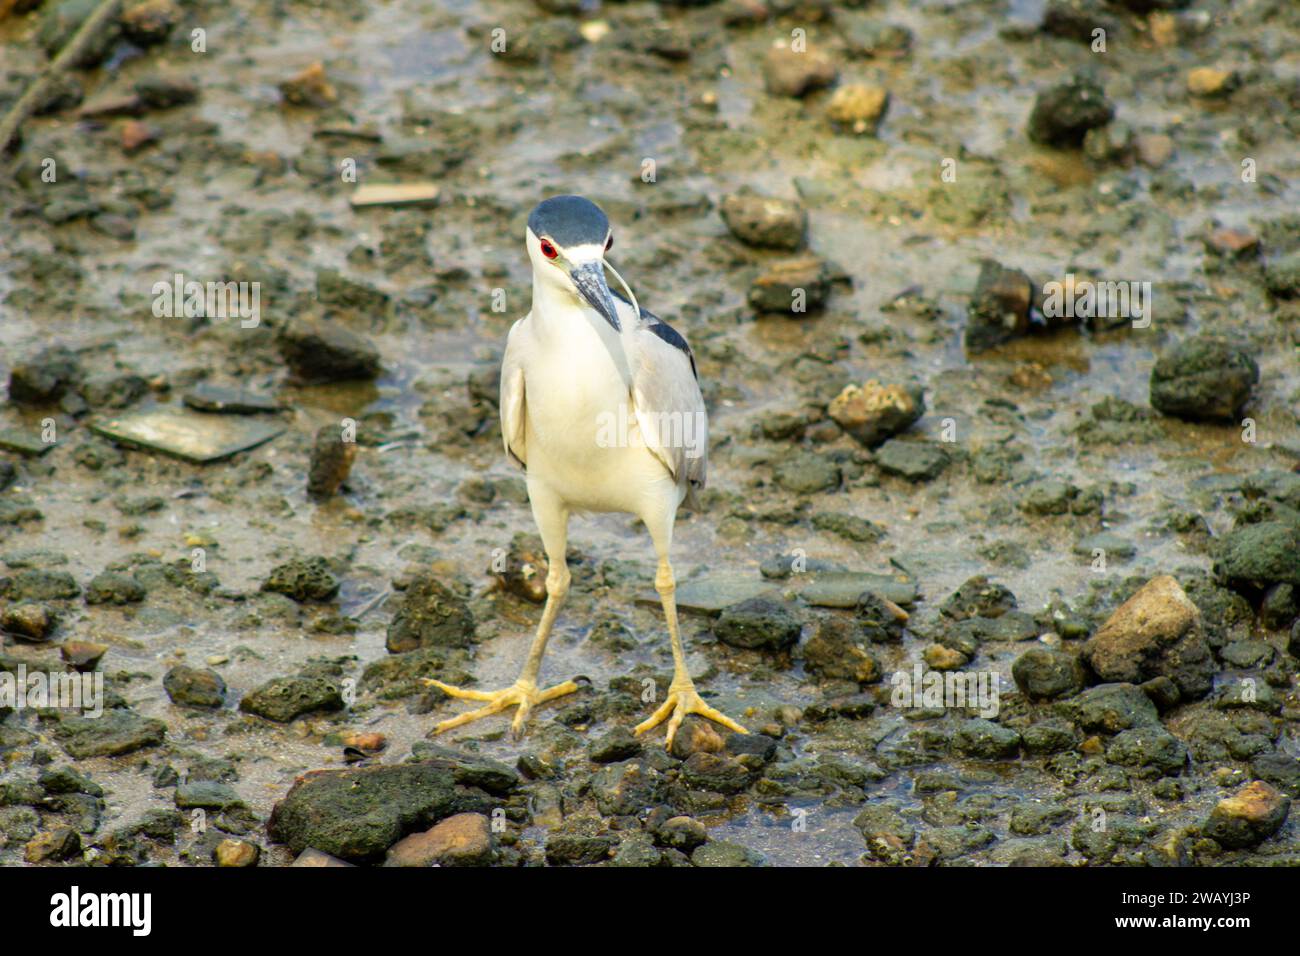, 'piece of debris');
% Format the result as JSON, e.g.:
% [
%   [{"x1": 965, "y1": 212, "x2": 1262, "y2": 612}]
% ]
[
  {"x1": 349, "y1": 183, "x2": 441, "y2": 209},
  {"x1": 89, "y1": 408, "x2": 285, "y2": 463}
]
